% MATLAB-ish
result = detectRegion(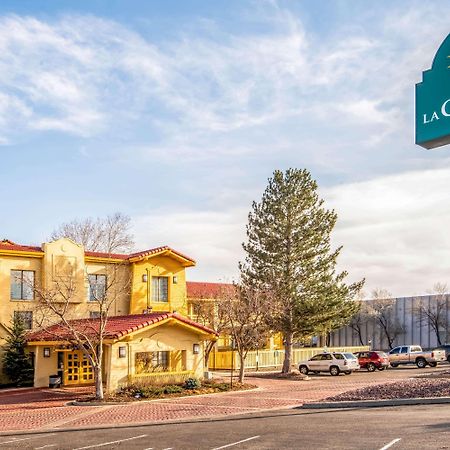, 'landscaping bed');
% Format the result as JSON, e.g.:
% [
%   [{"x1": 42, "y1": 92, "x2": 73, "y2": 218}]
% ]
[
  {"x1": 326, "y1": 377, "x2": 450, "y2": 402},
  {"x1": 75, "y1": 379, "x2": 256, "y2": 404}
]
